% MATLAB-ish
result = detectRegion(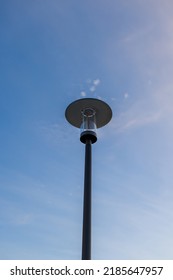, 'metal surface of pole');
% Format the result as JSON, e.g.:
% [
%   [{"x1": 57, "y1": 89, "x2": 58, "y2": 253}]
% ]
[
  {"x1": 82, "y1": 139, "x2": 92, "y2": 260},
  {"x1": 65, "y1": 98, "x2": 112, "y2": 260}
]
